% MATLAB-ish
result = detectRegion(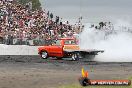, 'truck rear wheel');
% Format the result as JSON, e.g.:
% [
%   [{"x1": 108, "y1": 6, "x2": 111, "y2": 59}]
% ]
[
  {"x1": 72, "y1": 53, "x2": 79, "y2": 61},
  {"x1": 41, "y1": 51, "x2": 48, "y2": 59}
]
